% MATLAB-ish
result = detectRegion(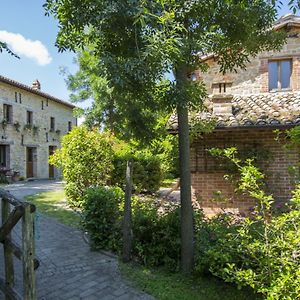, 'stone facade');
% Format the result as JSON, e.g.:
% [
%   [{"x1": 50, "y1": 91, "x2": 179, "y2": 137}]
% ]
[
  {"x1": 189, "y1": 15, "x2": 300, "y2": 215},
  {"x1": 0, "y1": 76, "x2": 76, "y2": 179},
  {"x1": 195, "y1": 19, "x2": 300, "y2": 96}
]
